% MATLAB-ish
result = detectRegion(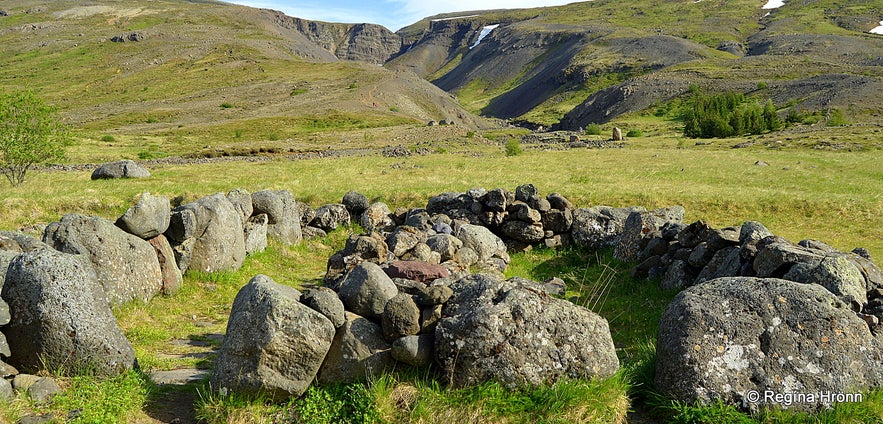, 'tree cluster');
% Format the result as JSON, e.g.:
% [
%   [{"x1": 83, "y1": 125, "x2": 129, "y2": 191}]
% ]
[
  {"x1": 0, "y1": 90, "x2": 70, "y2": 186},
  {"x1": 682, "y1": 91, "x2": 782, "y2": 138}
]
